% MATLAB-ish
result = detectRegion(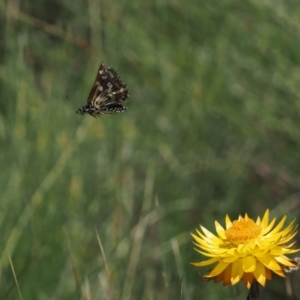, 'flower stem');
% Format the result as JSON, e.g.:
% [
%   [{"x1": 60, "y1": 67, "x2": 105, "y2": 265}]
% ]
[{"x1": 246, "y1": 280, "x2": 259, "y2": 300}]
